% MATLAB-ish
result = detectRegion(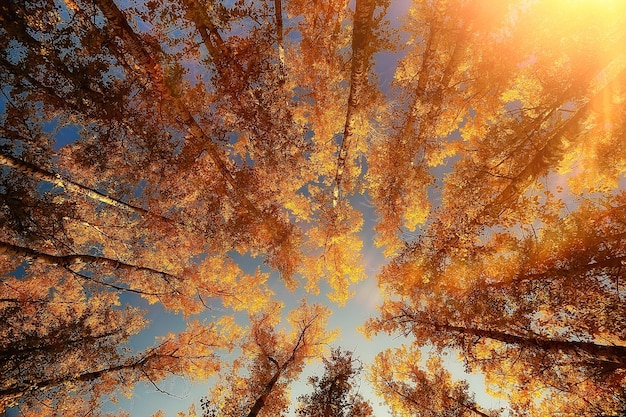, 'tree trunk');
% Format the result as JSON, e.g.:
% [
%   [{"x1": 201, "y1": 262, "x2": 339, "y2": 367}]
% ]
[
  {"x1": 398, "y1": 25, "x2": 437, "y2": 144},
  {"x1": 181, "y1": 0, "x2": 243, "y2": 81},
  {"x1": 0, "y1": 355, "x2": 148, "y2": 405},
  {"x1": 0, "y1": 240, "x2": 179, "y2": 283},
  {"x1": 245, "y1": 370, "x2": 282, "y2": 417},
  {"x1": 0, "y1": 330, "x2": 121, "y2": 362},
  {"x1": 429, "y1": 321, "x2": 626, "y2": 367},
  {"x1": 0, "y1": 56, "x2": 86, "y2": 115},
  {"x1": 274, "y1": 0, "x2": 285, "y2": 84},
  {"x1": 0, "y1": 152, "x2": 150, "y2": 216},
  {"x1": 332, "y1": 0, "x2": 377, "y2": 207}
]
